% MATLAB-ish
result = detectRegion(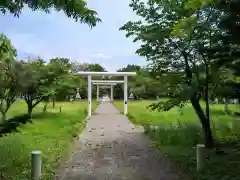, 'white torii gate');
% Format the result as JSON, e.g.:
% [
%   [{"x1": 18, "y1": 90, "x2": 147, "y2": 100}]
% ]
[
  {"x1": 92, "y1": 80, "x2": 124, "y2": 101},
  {"x1": 75, "y1": 72, "x2": 136, "y2": 116},
  {"x1": 92, "y1": 82, "x2": 117, "y2": 101}
]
